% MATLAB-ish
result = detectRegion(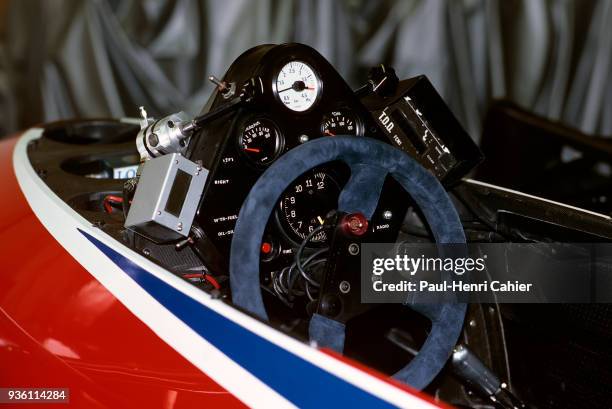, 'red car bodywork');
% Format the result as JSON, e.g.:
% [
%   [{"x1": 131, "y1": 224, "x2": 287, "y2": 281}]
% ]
[{"x1": 0, "y1": 136, "x2": 243, "y2": 408}]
